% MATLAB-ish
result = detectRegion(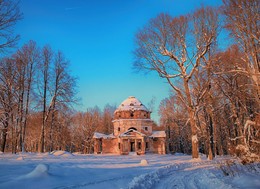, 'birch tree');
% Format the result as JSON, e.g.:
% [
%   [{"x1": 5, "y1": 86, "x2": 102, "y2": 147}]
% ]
[{"x1": 134, "y1": 7, "x2": 219, "y2": 158}]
